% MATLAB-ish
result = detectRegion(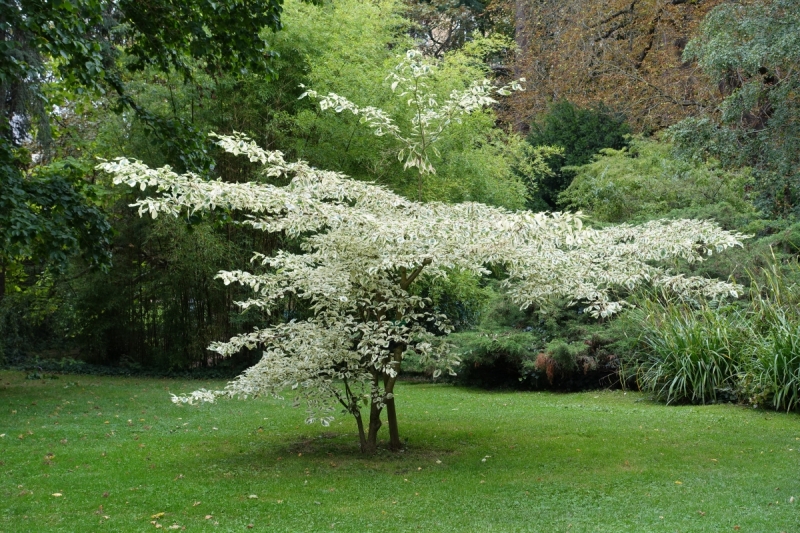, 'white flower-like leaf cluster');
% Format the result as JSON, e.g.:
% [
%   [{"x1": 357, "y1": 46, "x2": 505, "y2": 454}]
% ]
[
  {"x1": 300, "y1": 49, "x2": 524, "y2": 181},
  {"x1": 98, "y1": 133, "x2": 746, "y2": 432}
]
